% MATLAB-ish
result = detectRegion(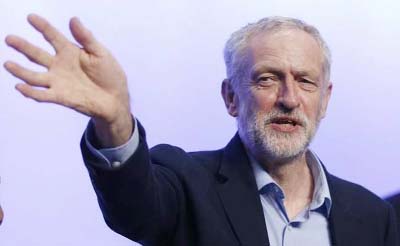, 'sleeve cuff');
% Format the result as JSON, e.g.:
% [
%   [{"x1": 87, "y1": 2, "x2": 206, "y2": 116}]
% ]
[{"x1": 84, "y1": 117, "x2": 140, "y2": 168}]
